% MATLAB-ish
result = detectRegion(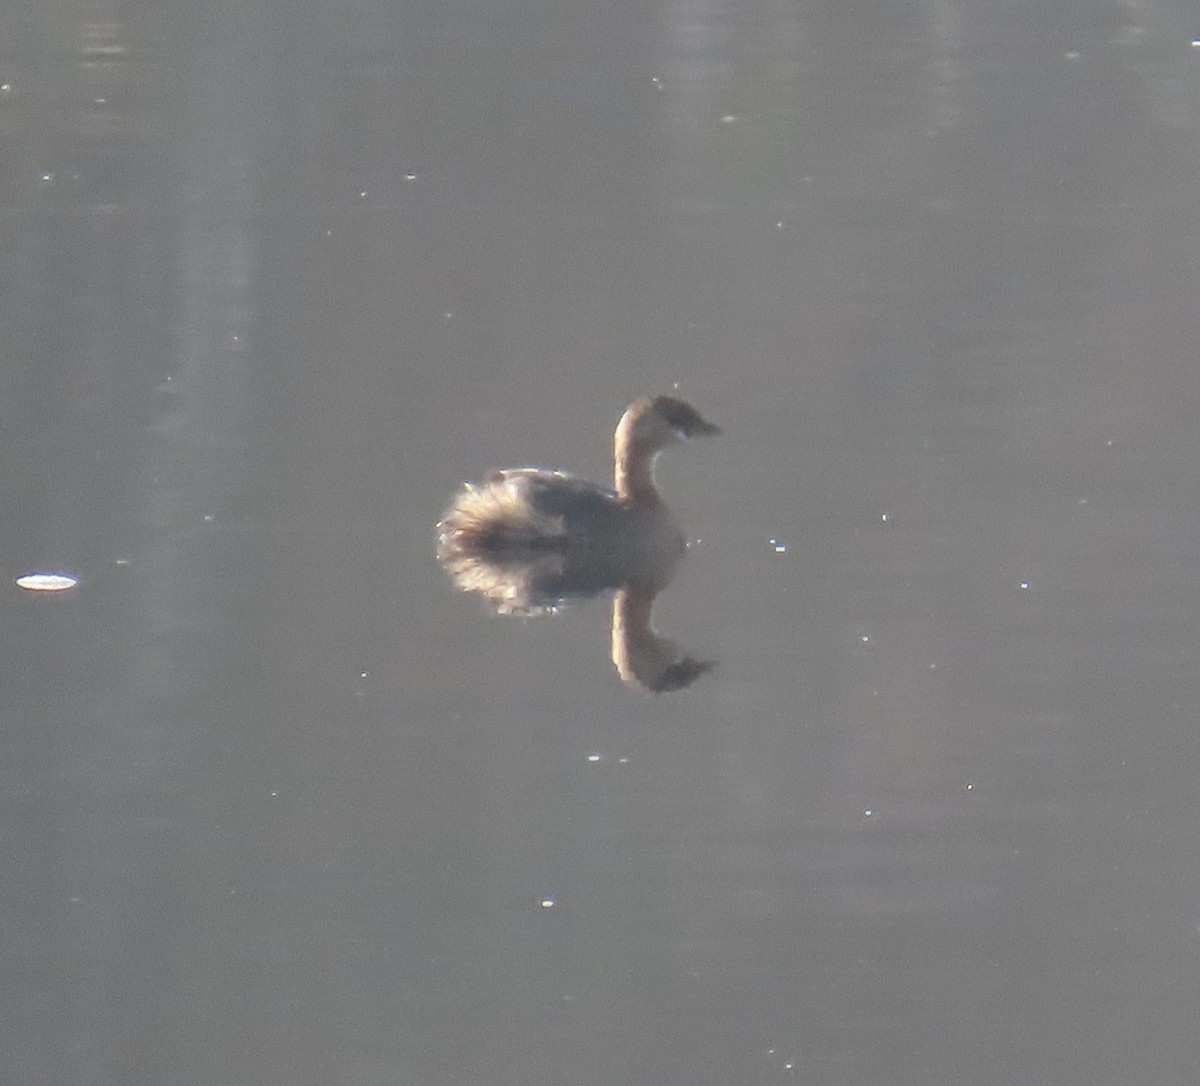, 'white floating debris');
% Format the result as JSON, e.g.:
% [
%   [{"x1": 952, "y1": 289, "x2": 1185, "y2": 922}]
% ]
[
  {"x1": 16, "y1": 573, "x2": 77, "y2": 592},
  {"x1": 539, "y1": 898, "x2": 556, "y2": 910},
  {"x1": 768, "y1": 537, "x2": 788, "y2": 554}
]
